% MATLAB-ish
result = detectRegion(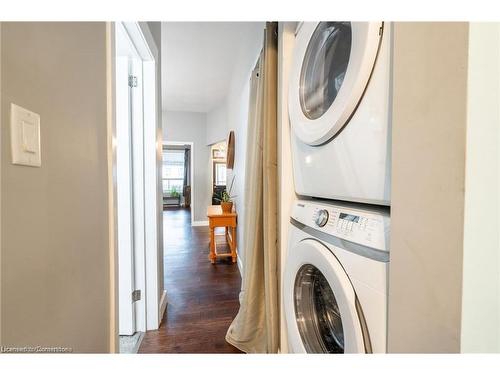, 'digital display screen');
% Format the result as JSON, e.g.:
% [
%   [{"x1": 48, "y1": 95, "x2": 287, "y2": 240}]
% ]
[{"x1": 339, "y1": 213, "x2": 360, "y2": 223}]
